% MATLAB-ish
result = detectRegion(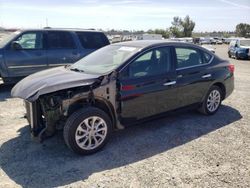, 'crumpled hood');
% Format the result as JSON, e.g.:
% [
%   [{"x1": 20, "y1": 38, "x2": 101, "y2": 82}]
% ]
[{"x1": 11, "y1": 66, "x2": 100, "y2": 102}]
